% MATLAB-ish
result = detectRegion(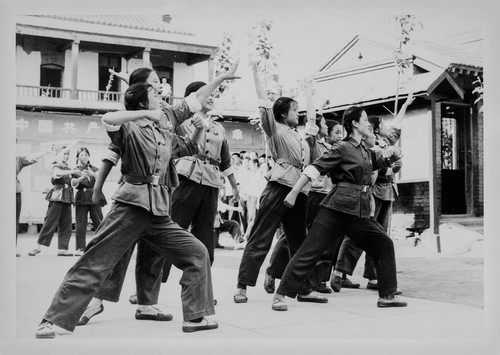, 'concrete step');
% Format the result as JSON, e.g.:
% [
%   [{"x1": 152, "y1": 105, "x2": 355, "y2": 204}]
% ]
[{"x1": 441, "y1": 215, "x2": 484, "y2": 235}]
